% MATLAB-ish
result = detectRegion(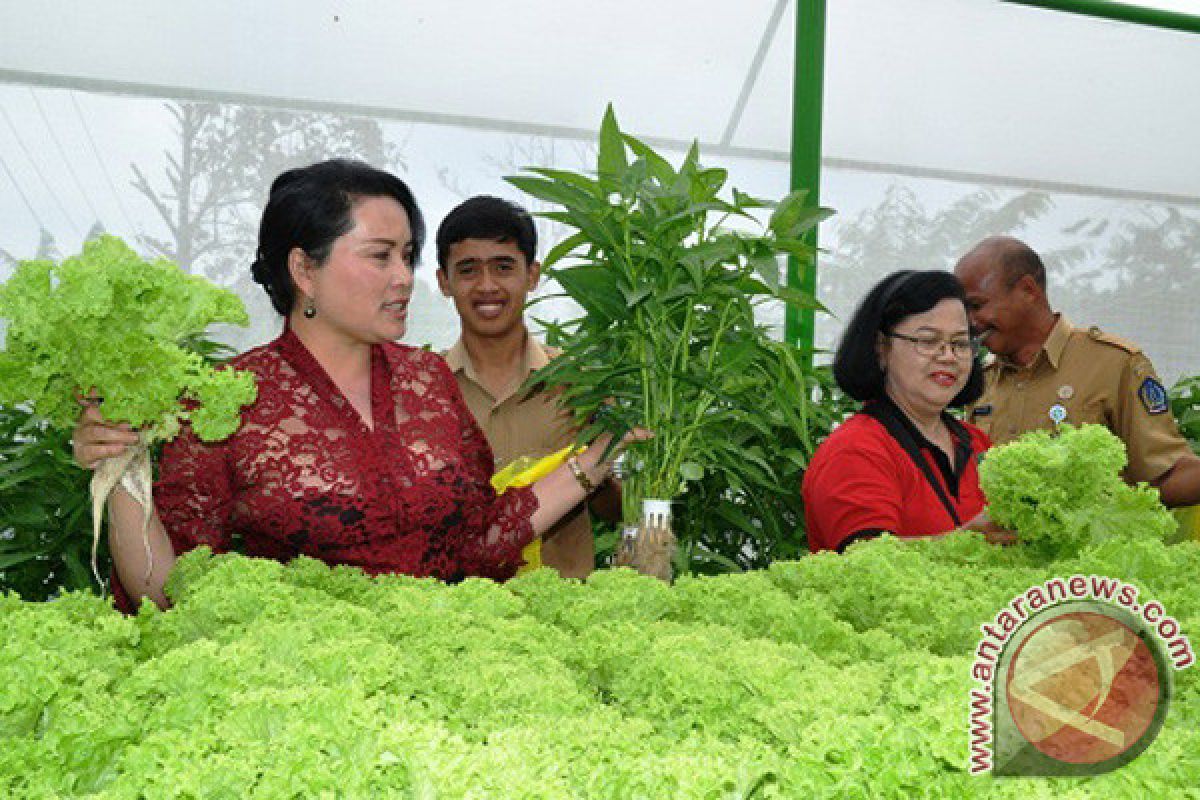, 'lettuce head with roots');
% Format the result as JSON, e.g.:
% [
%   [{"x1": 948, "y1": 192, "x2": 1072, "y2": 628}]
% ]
[{"x1": 0, "y1": 236, "x2": 258, "y2": 588}]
